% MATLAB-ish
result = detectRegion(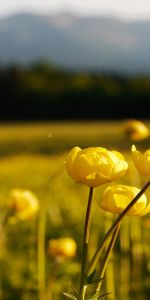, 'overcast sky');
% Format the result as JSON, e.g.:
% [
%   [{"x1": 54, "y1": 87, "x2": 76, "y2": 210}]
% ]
[{"x1": 1, "y1": 0, "x2": 150, "y2": 20}]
